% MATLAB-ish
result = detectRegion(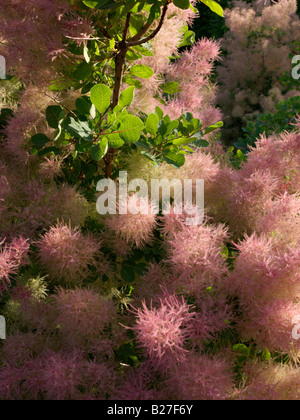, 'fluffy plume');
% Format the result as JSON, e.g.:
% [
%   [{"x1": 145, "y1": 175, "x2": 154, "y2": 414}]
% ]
[
  {"x1": 166, "y1": 223, "x2": 229, "y2": 295},
  {"x1": 132, "y1": 294, "x2": 195, "y2": 372},
  {"x1": 105, "y1": 195, "x2": 158, "y2": 249},
  {"x1": 36, "y1": 222, "x2": 107, "y2": 284},
  {"x1": 166, "y1": 353, "x2": 234, "y2": 400},
  {"x1": 54, "y1": 288, "x2": 116, "y2": 348}
]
